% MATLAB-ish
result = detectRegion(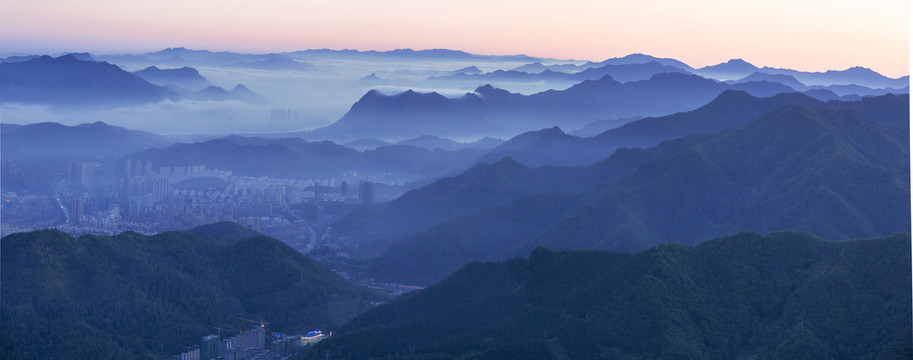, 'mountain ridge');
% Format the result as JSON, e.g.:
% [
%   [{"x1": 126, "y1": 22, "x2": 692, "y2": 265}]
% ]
[{"x1": 304, "y1": 231, "x2": 912, "y2": 360}]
